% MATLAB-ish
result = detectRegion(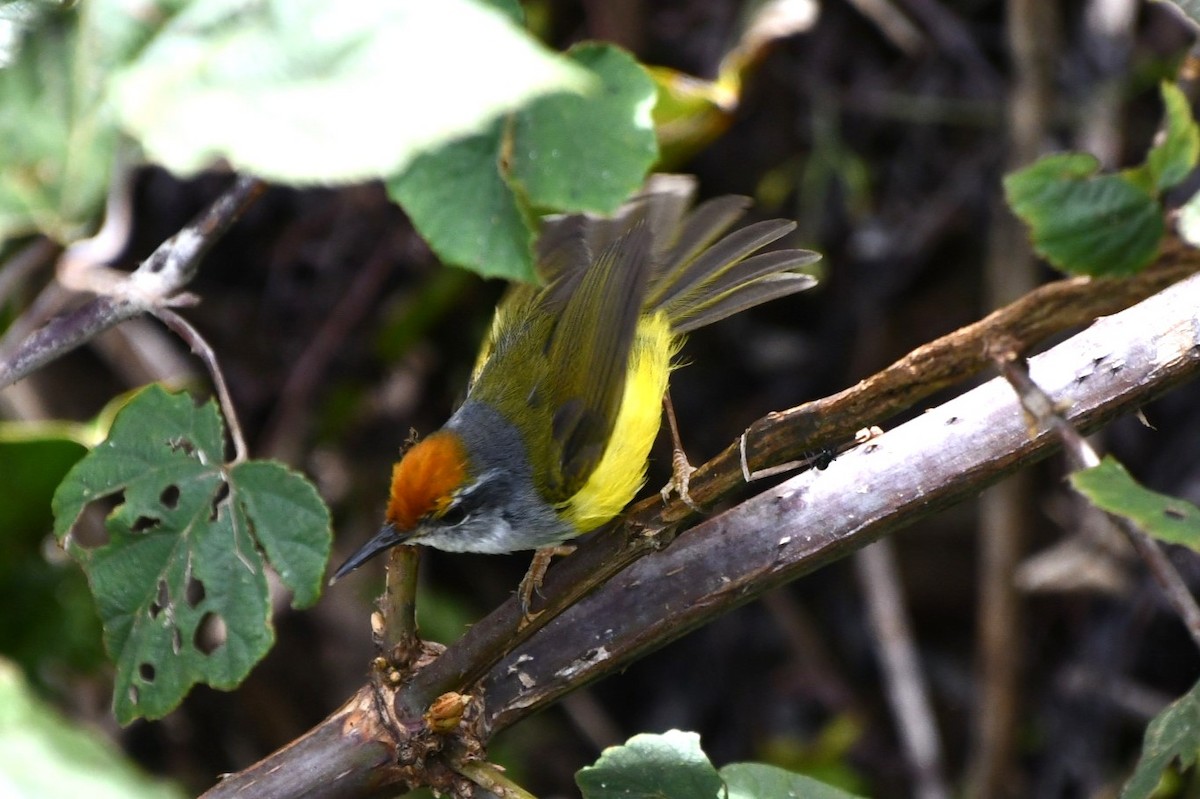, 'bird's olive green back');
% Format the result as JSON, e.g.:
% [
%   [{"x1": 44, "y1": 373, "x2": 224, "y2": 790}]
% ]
[
  {"x1": 468, "y1": 218, "x2": 652, "y2": 503},
  {"x1": 467, "y1": 174, "x2": 821, "y2": 505}
]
